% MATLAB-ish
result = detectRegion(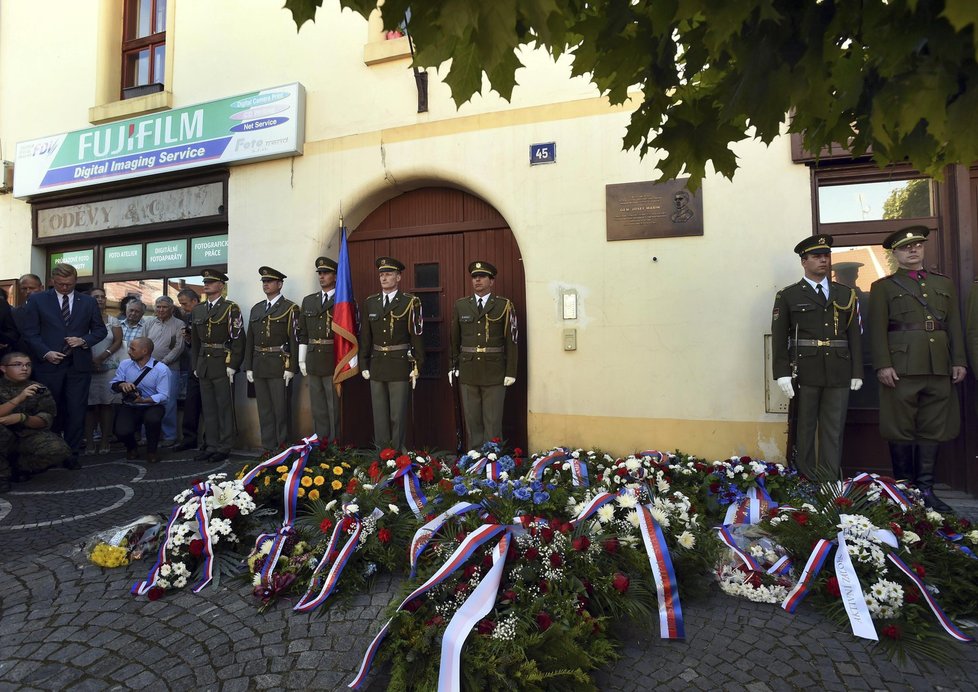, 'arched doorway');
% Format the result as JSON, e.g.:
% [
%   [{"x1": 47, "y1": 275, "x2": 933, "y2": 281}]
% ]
[{"x1": 342, "y1": 187, "x2": 528, "y2": 453}]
